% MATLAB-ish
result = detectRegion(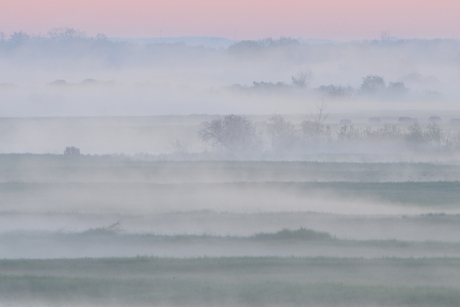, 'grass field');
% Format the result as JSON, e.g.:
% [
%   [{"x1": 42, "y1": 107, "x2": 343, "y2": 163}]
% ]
[
  {"x1": 1, "y1": 257, "x2": 460, "y2": 306},
  {"x1": 2, "y1": 154, "x2": 460, "y2": 306}
]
